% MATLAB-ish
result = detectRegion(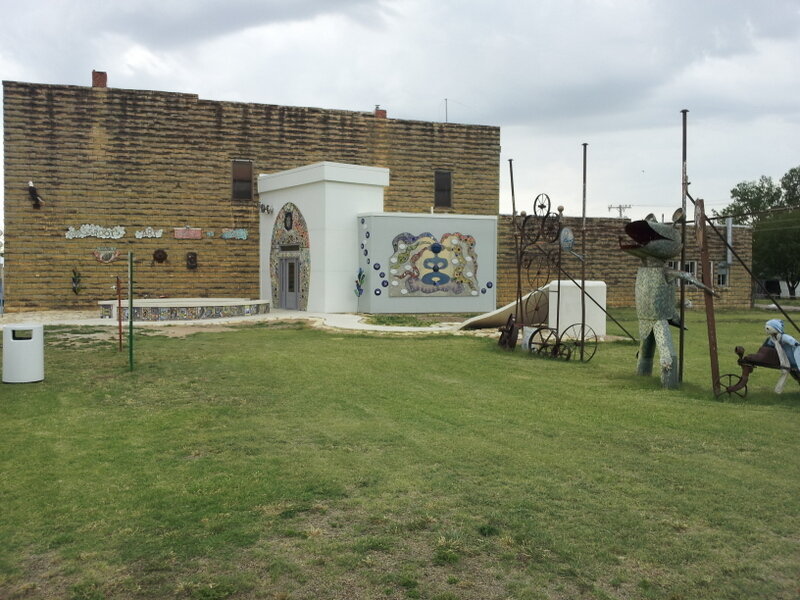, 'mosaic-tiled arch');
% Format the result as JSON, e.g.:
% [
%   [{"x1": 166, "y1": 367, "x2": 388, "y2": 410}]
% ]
[{"x1": 270, "y1": 202, "x2": 310, "y2": 310}]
